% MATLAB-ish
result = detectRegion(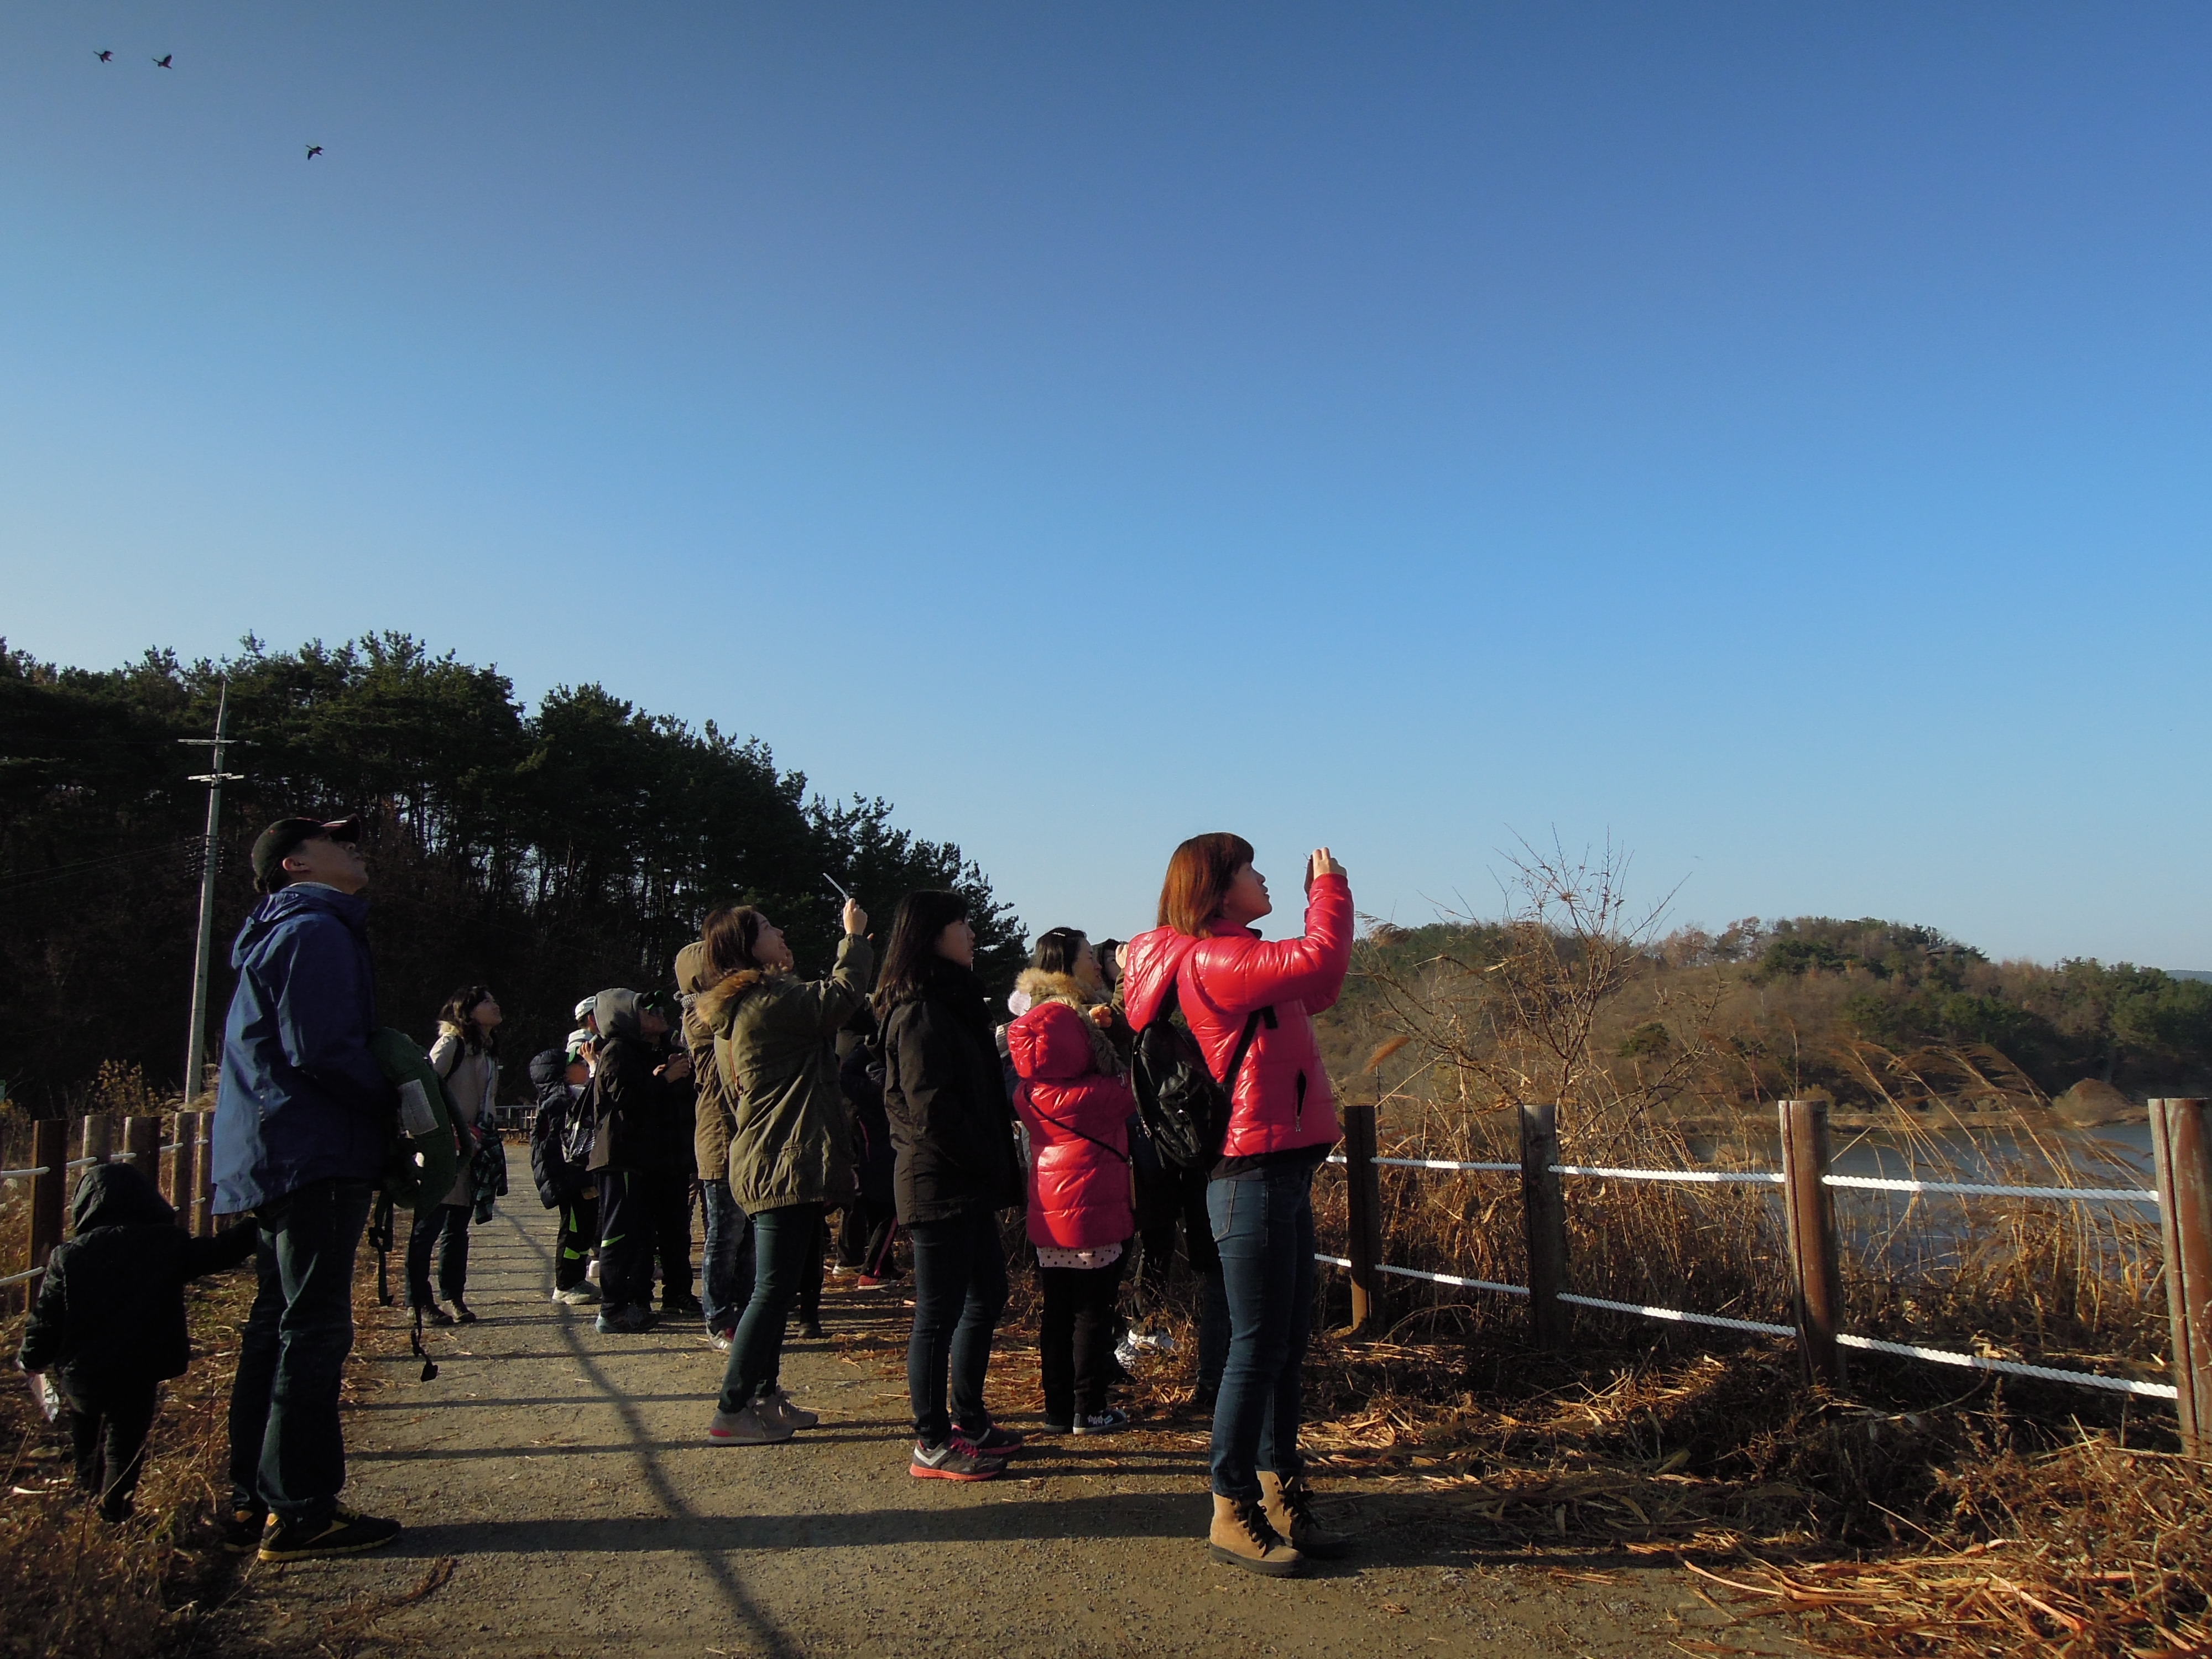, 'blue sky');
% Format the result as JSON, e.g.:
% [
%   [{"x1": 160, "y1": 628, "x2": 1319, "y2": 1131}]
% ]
[{"x1": 4, "y1": 4, "x2": 2208, "y2": 966}]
